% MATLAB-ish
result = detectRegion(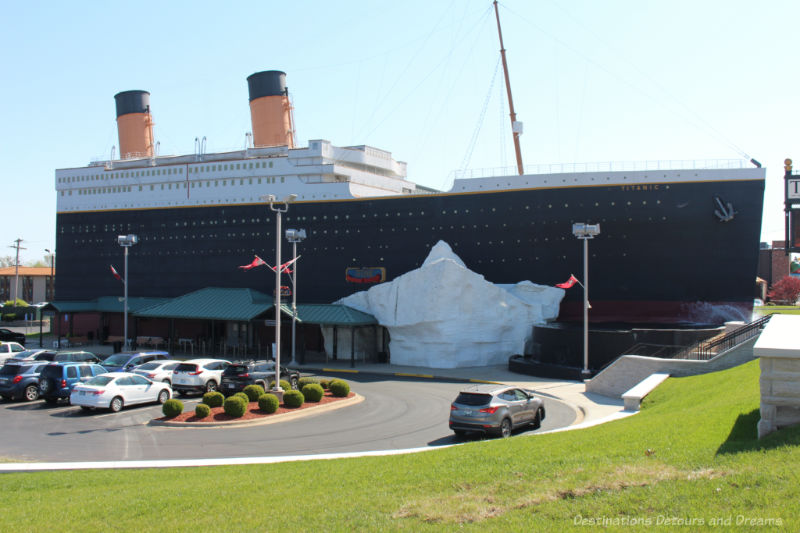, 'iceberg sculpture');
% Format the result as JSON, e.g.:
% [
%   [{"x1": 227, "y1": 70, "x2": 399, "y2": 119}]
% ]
[{"x1": 329, "y1": 241, "x2": 564, "y2": 368}]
